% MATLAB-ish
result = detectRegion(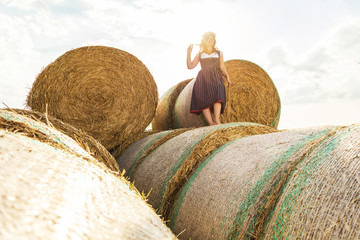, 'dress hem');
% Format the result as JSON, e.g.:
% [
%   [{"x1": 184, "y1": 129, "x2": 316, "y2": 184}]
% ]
[{"x1": 190, "y1": 100, "x2": 224, "y2": 115}]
